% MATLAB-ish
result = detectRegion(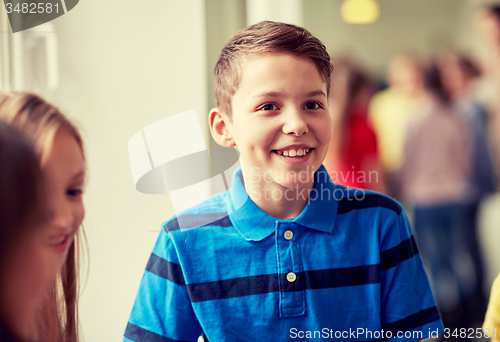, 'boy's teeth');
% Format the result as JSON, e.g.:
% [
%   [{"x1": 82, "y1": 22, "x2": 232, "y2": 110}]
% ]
[{"x1": 276, "y1": 148, "x2": 311, "y2": 157}]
